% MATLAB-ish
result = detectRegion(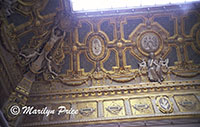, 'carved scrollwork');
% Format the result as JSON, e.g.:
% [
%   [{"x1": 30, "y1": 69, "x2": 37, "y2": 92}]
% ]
[
  {"x1": 58, "y1": 77, "x2": 89, "y2": 86},
  {"x1": 171, "y1": 62, "x2": 200, "y2": 78}
]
